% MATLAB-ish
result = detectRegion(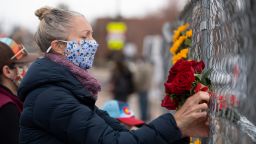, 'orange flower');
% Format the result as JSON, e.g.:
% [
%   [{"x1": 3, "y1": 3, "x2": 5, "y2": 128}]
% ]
[
  {"x1": 170, "y1": 23, "x2": 191, "y2": 64},
  {"x1": 170, "y1": 41, "x2": 179, "y2": 54},
  {"x1": 186, "y1": 29, "x2": 193, "y2": 38},
  {"x1": 194, "y1": 139, "x2": 202, "y2": 144},
  {"x1": 172, "y1": 23, "x2": 190, "y2": 42},
  {"x1": 172, "y1": 48, "x2": 189, "y2": 64},
  {"x1": 170, "y1": 36, "x2": 187, "y2": 54},
  {"x1": 172, "y1": 30, "x2": 180, "y2": 42},
  {"x1": 172, "y1": 54, "x2": 181, "y2": 64},
  {"x1": 178, "y1": 23, "x2": 189, "y2": 32},
  {"x1": 179, "y1": 48, "x2": 189, "y2": 58}
]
